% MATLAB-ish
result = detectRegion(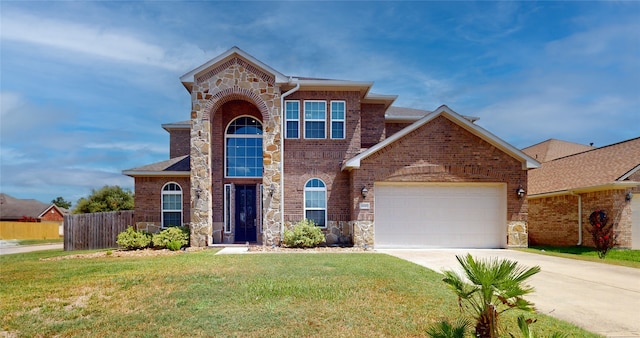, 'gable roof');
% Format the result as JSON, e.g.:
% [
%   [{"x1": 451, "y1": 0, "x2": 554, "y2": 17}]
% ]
[
  {"x1": 180, "y1": 46, "x2": 289, "y2": 91},
  {"x1": 0, "y1": 193, "x2": 64, "y2": 220},
  {"x1": 528, "y1": 137, "x2": 640, "y2": 196},
  {"x1": 122, "y1": 155, "x2": 191, "y2": 177},
  {"x1": 179, "y1": 46, "x2": 395, "y2": 105},
  {"x1": 522, "y1": 139, "x2": 595, "y2": 163},
  {"x1": 342, "y1": 105, "x2": 540, "y2": 171}
]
